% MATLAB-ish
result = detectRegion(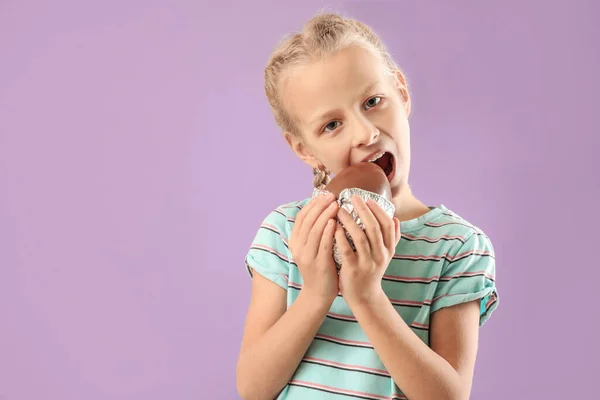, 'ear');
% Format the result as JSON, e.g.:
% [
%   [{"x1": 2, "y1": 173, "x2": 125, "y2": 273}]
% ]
[
  {"x1": 284, "y1": 131, "x2": 320, "y2": 169},
  {"x1": 393, "y1": 69, "x2": 411, "y2": 116}
]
